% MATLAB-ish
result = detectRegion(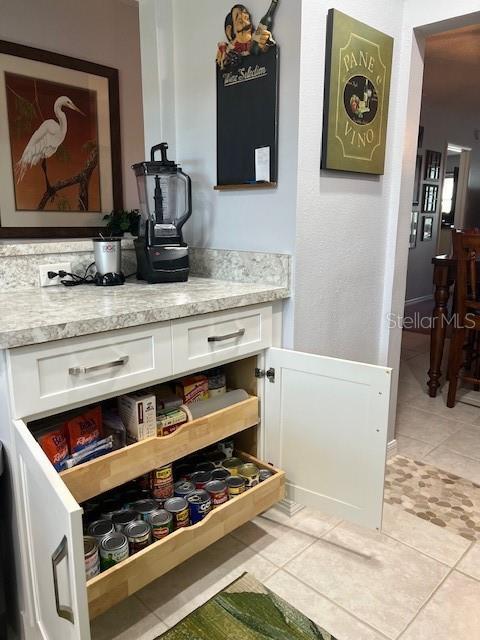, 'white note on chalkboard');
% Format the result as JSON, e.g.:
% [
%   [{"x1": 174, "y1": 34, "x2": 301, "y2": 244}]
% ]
[{"x1": 255, "y1": 147, "x2": 270, "y2": 182}]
